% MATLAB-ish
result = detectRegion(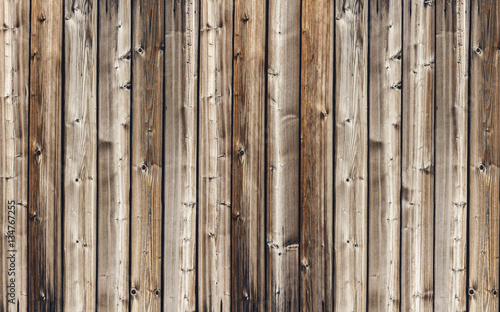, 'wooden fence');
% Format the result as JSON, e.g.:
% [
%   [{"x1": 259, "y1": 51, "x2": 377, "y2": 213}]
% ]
[{"x1": 0, "y1": 0, "x2": 499, "y2": 311}]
